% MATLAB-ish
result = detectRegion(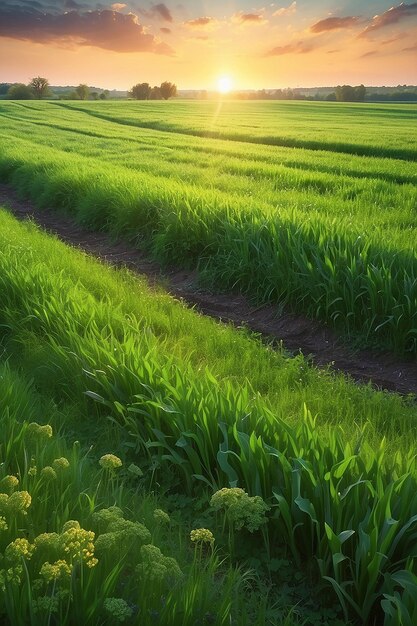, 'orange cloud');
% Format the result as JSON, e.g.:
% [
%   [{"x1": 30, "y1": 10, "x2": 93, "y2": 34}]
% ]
[
  {"x1": 273, "y1": 2, "x2": 297, "y2": 18},
  {"x1": 184, "y1": 16, "x2": 217, "y2": 28},
  {"x1": 360, "y1": 50, "x2": 378, "y2": 57},
  {"x1": 111, "y1": 3, "x2": 127, "y2": 10},
  {"x1": 266, "y1": 40, "x2": 314, "y2": 55},
  {"x1": 403, "y1": 41, "x2": 417, "y2": 50},
  {"x1": 0, "y1": 7, "x2": 175, "y2": 54},
  {"x1": 232, "y1": 12, "x2": 268, "y2": 25},
  {"x1": 360, "y1": 2, "x2": 417, "y2": 37},
  {"x1": 310, "y1": 16, "x2": 360, "y2": 33}
]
